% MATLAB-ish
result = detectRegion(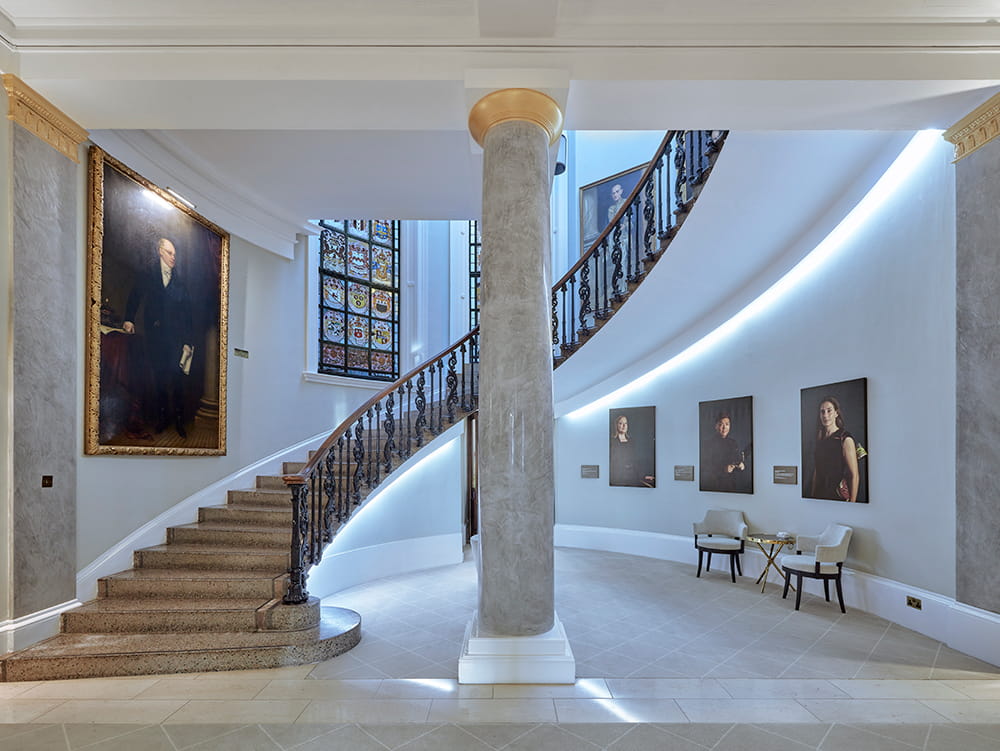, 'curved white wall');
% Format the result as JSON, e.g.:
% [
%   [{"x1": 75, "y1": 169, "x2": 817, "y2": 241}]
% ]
[{"x1": 554, "y1": 132, "x2": 957, "y2": 598}]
